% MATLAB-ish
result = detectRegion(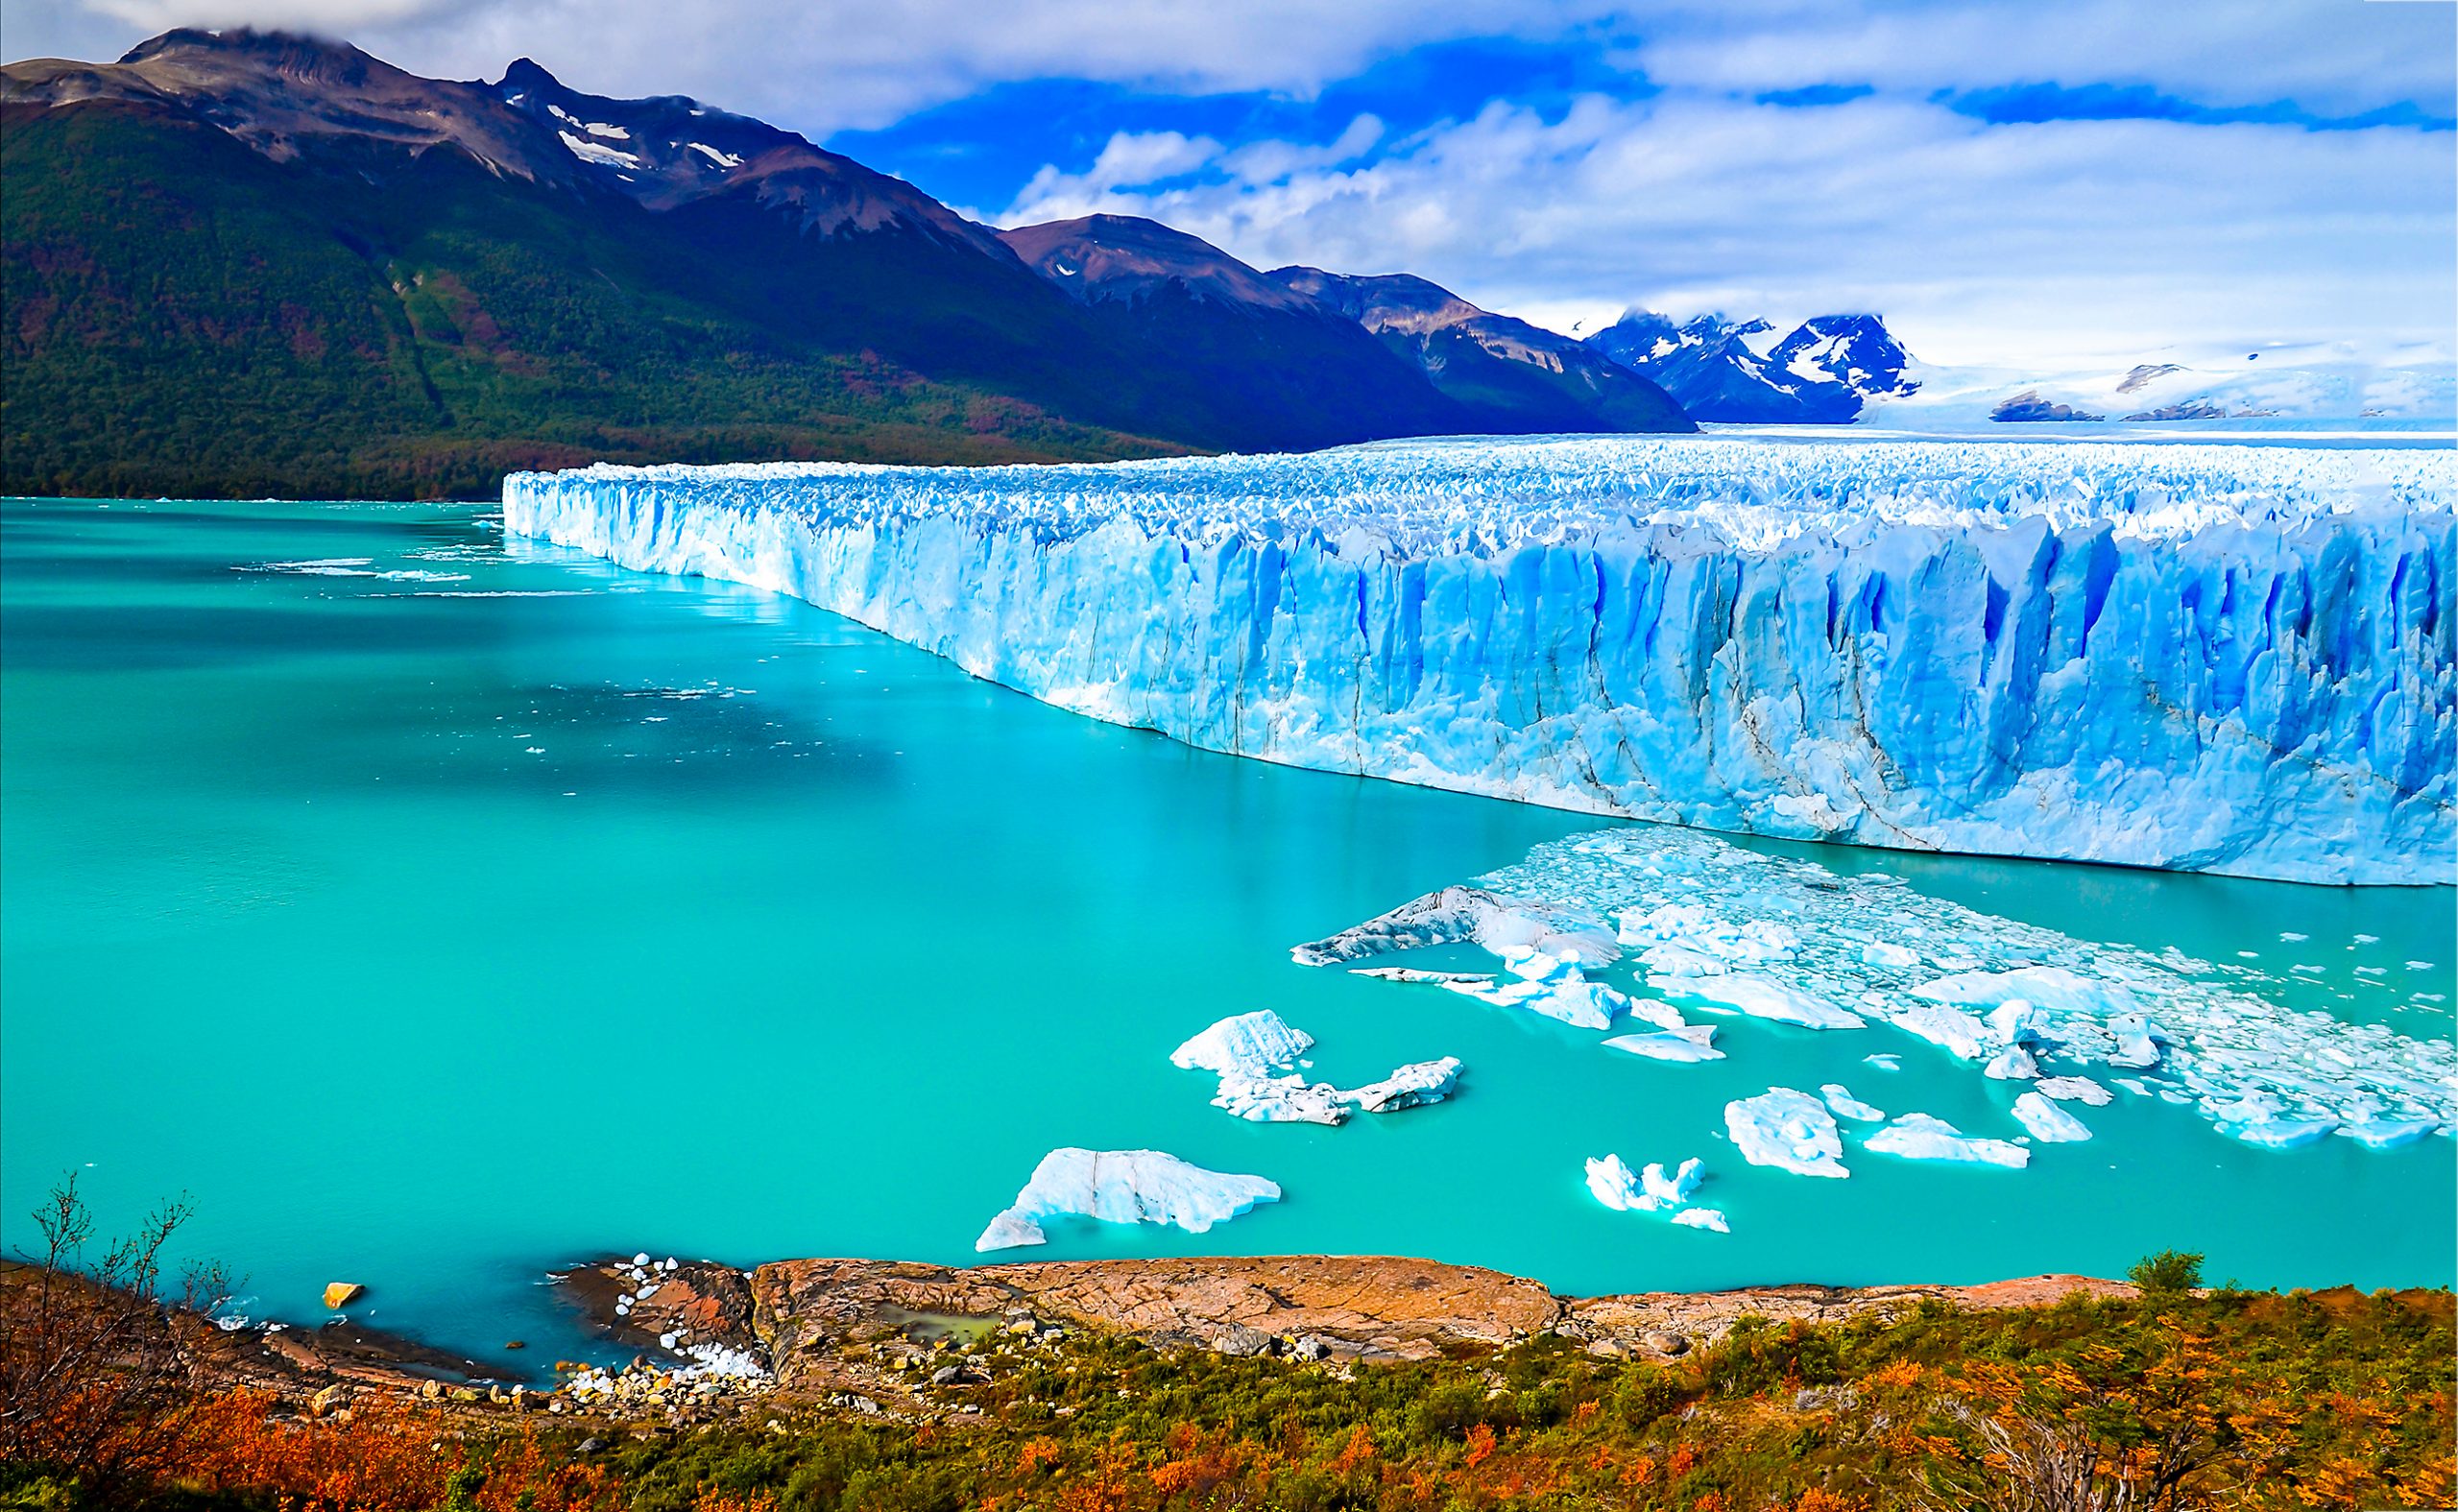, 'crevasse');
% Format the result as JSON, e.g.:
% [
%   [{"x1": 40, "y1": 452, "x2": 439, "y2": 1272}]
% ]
[{"x1": 502, "y1": 435, "x2": 2456, "y2": 884}]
